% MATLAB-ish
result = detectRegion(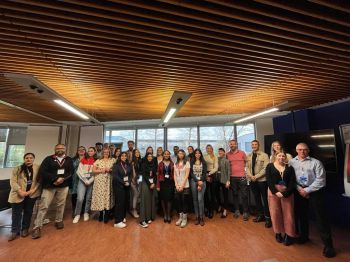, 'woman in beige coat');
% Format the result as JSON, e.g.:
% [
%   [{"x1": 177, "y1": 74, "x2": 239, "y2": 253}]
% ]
[{"x1": 8, "y1": 153, "x2": 40, "y2": 241}]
